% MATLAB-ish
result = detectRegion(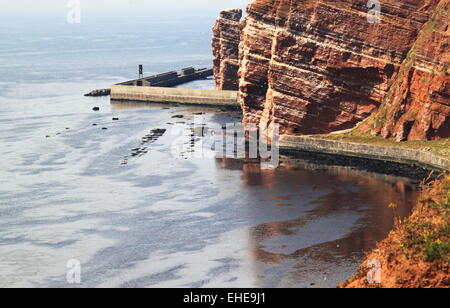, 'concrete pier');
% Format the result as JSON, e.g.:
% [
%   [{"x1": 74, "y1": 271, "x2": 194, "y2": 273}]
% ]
[
  {"x1": 110, "y1": 67, "x2": 239, "y2": 107},
  {"x1": 111, "y1": 85, "x2": 239, "y2": 107}
]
